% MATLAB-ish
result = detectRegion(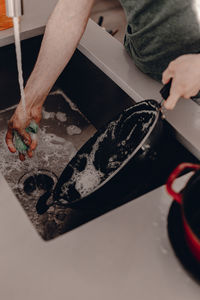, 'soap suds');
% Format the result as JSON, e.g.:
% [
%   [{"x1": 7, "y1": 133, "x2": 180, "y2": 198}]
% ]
[
  {"x1": 0, "y1": 88, "x2": 96, "y2": 240},
  {"x1": 42, "y1": 108, "x2": 55, "y2": 120},
  {"x1": 66, "y1": 125, "x2": 82, "y2": 135},
  {"x1": 56, "y1": 112, "x2": 67, "y2": 122}
]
